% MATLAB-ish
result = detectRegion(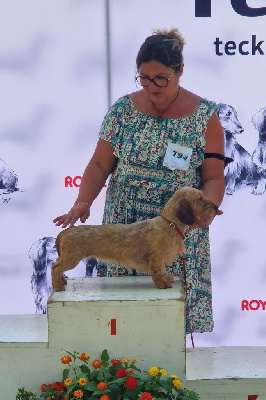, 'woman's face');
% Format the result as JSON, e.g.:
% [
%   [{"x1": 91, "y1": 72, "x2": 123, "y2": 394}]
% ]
[{"x1": 137, "y1": 60, "x2": 183, "y2": 105}]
